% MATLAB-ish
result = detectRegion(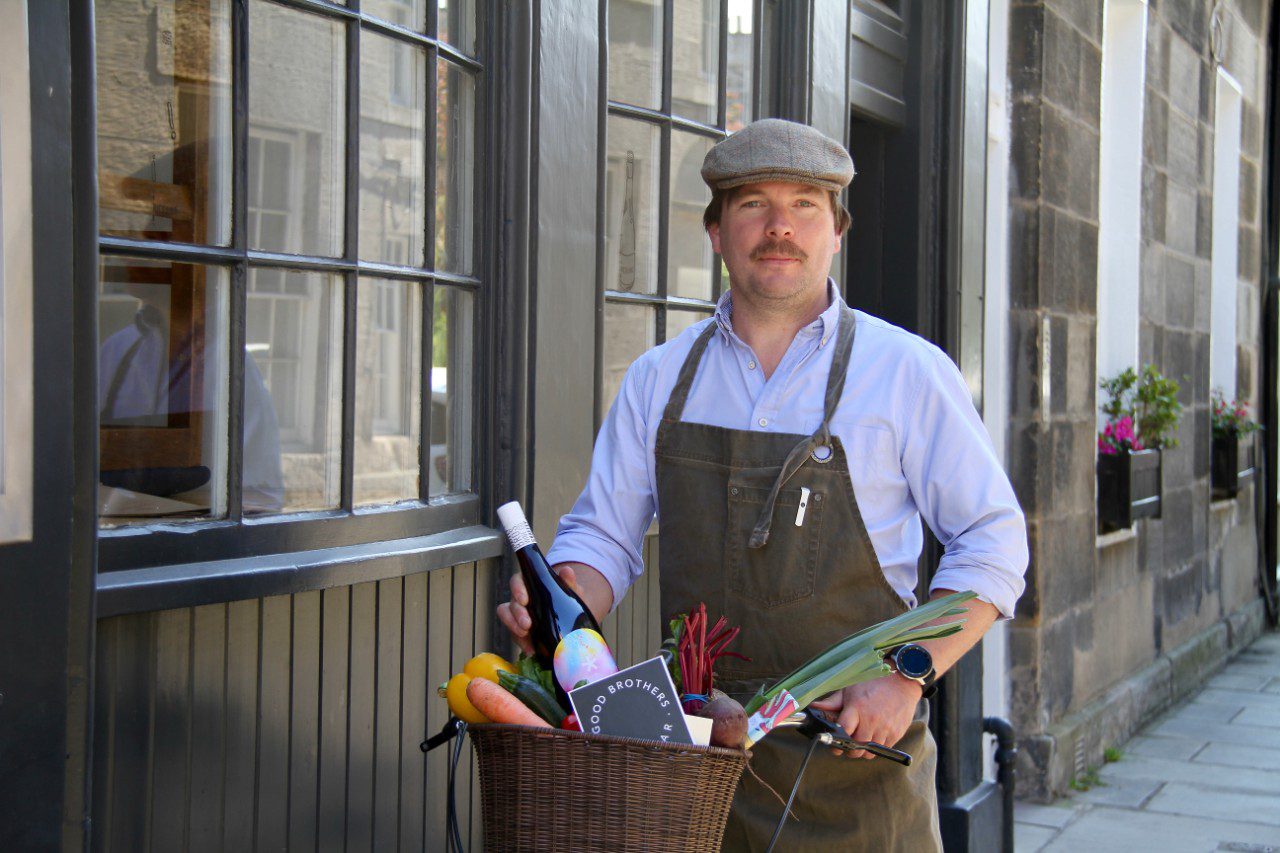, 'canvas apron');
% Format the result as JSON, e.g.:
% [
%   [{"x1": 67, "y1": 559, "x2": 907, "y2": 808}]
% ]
[{"x1": 655, "y1": 306, "x2": 942, "y2": 852}]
